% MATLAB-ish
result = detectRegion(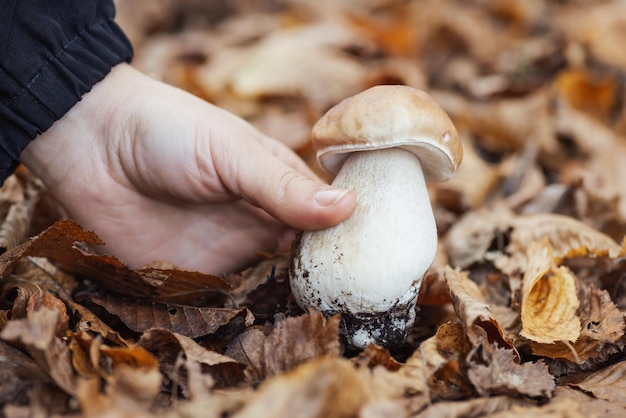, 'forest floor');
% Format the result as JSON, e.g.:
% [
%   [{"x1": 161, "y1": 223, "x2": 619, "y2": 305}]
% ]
[{"x1": 2, "y1": 0, "x2": 626, "y2": 416}]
